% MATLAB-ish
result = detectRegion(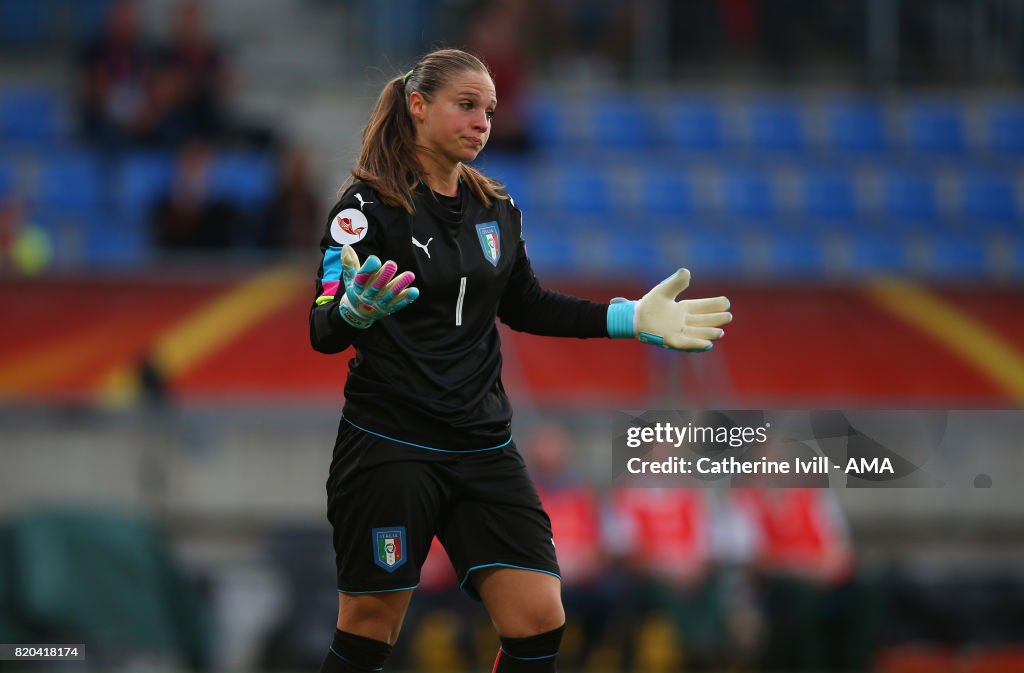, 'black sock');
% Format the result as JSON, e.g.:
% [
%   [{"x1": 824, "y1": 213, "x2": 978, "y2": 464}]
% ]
[
  {"x1": 492, "y1": 625, "x2": 565, "y2": 673},
  {"x1": 319, "y1": 629, "x2": 393, "y2": 673}
]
